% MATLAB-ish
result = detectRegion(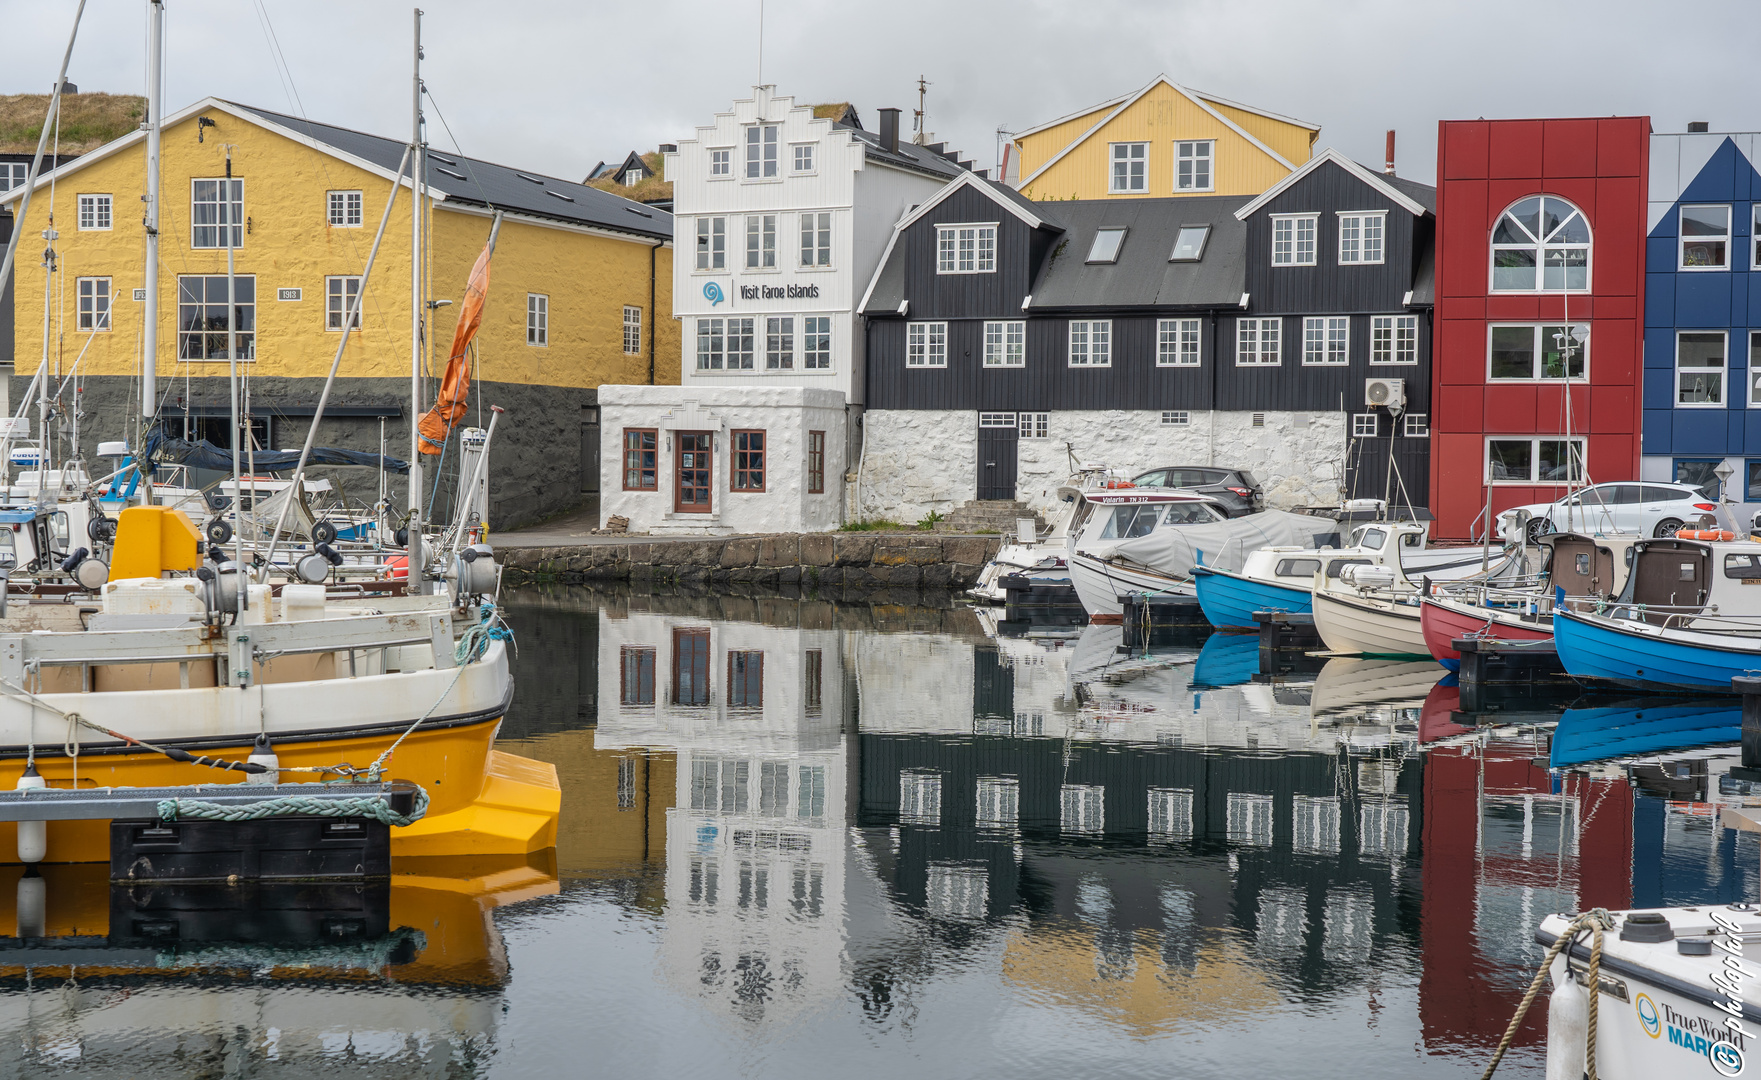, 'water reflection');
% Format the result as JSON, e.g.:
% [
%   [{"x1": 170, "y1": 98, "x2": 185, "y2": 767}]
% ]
[{"x1": 7, "y1": 584, "x2": 1760, "y2": 1077}]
